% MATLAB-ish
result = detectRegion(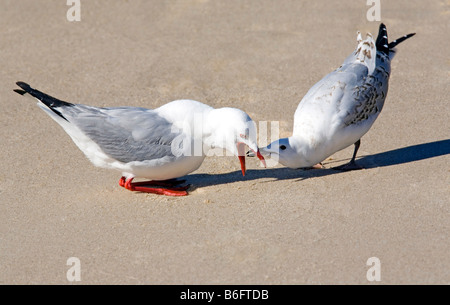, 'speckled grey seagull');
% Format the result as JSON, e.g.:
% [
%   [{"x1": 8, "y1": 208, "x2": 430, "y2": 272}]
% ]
[
  {"x1": 14, "y1": 82, "x2": 265, "y2": 196},
  {"x1": 251, "y1": 23, "x2": 415, "y2": 170}
]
